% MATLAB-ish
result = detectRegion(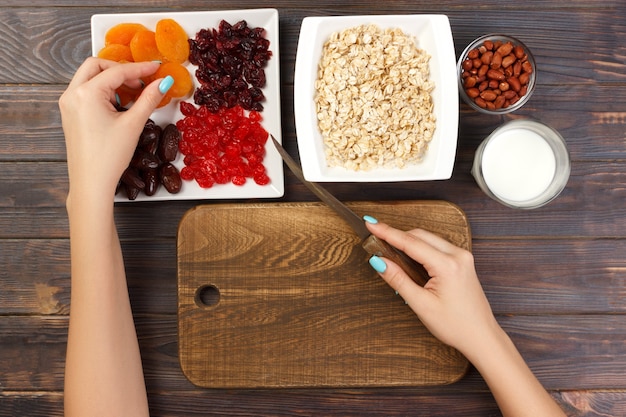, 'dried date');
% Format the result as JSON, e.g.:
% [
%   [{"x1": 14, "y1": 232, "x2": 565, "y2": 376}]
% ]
[
  {"x1": 131, "y1": 150, "x2": 159, "y2": 170},
  {"x1": 139, "y1": 121, "x2": 162, "y2": 154},
  {"x1": 142, "y1": 168, "x2": 160, "y2": 196},
  {"x1": 121, "y1": 167, "x2": 145, "y2": 190},
  {"x1": 124, "y1": 183, "x2": 141, "y2": 200},
  {"x1": 159, "y1": 162, "x2": 182, "y2": 194},
  {"x1": 117, "y1": 119, "x2": 183, "y2": 199},
  {"x1": 158, "y1": 124, "x2": 180, "y2": 162}
]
